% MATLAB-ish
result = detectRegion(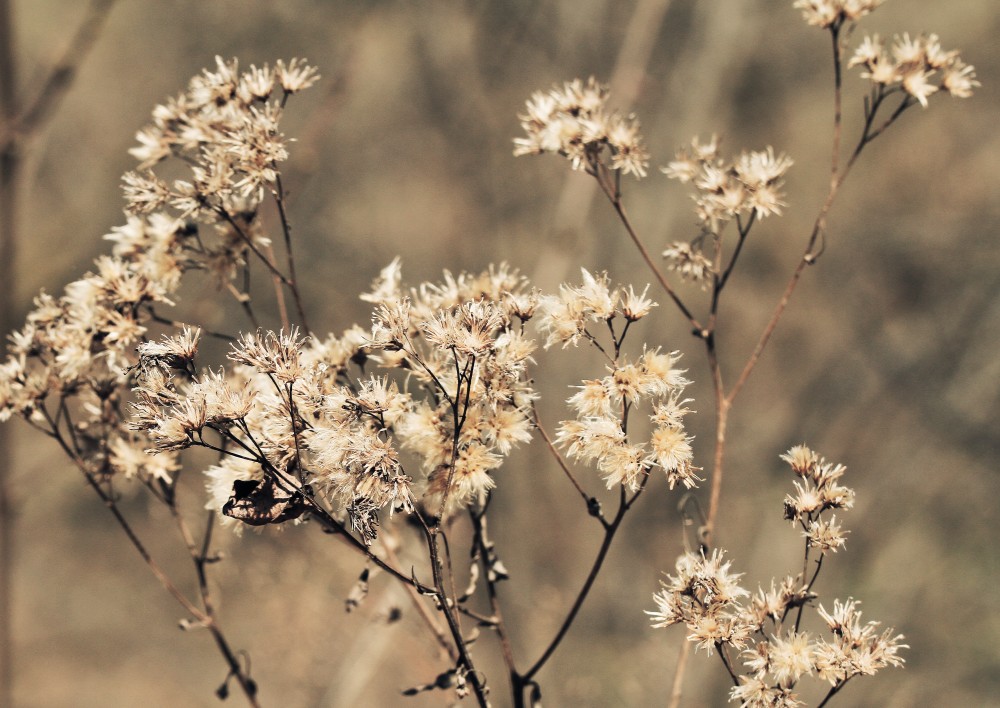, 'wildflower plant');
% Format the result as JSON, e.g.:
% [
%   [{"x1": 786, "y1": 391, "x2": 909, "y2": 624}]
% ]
[{"x1": 0, "y1": 2, "x2": 978, "y2": 706}]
